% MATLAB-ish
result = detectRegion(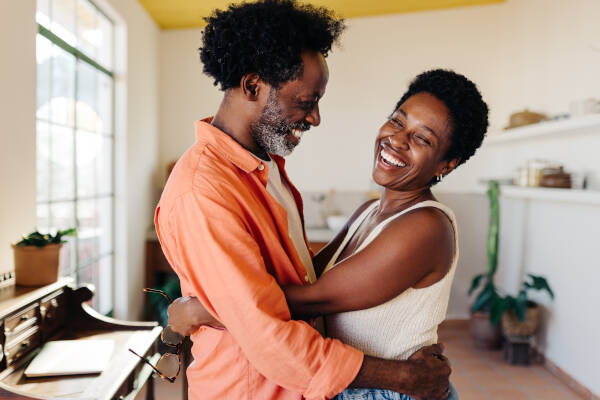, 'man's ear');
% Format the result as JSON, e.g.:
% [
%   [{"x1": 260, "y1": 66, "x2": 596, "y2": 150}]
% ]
[{"x1": 240, "y1": 73, "x2": 262, "y2": 101}]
